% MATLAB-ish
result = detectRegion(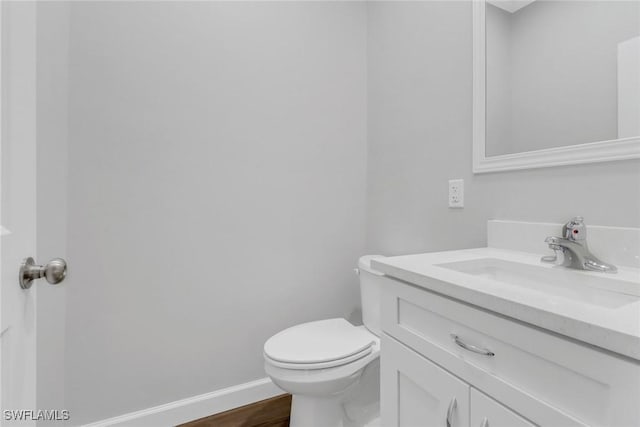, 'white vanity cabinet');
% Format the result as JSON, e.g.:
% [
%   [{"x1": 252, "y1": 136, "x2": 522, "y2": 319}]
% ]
[
  {"x1": 381, "y1": 334, "x2": 470, "y2": 427},
  {"x1": 470, "y1": 389, "x2": 534, "y2": 427},
  {"x1": 380, "y1": 276, "x2": 640, "y2": 427},
  {"x1": 382, "y1": 336, "x2": 535, "y2": 427}
]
